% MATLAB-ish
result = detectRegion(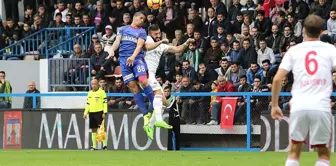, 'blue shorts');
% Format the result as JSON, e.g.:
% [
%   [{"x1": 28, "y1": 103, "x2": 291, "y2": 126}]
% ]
[{"x1": 120, "y1": 57, "x2": 148, "y2": 84}]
